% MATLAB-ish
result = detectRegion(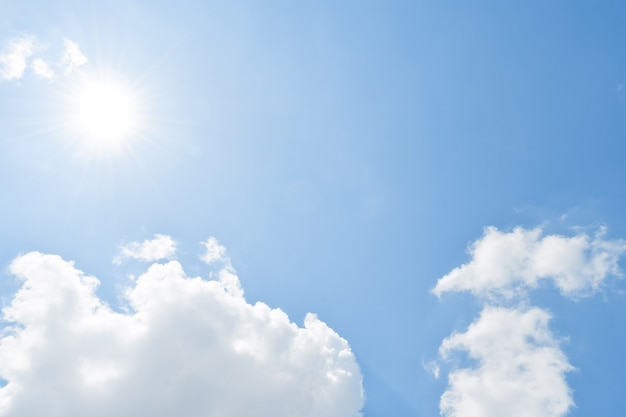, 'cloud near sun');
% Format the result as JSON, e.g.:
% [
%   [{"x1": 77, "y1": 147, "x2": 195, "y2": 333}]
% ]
[
  {"x1": 433, "y1": 226, "x2": 626, "y2": 417},
  {"x1": 0, "y1": 236, "x2": 364, "y2": 417},
  {"x1": 0, "y1": 35, "x2": 86, "y2": 81}
]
